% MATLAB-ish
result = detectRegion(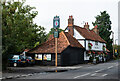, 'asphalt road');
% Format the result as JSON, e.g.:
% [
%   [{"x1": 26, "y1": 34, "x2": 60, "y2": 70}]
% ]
[{"x1": 15, "y1": 60, "x2": 119, "y2": 79}]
